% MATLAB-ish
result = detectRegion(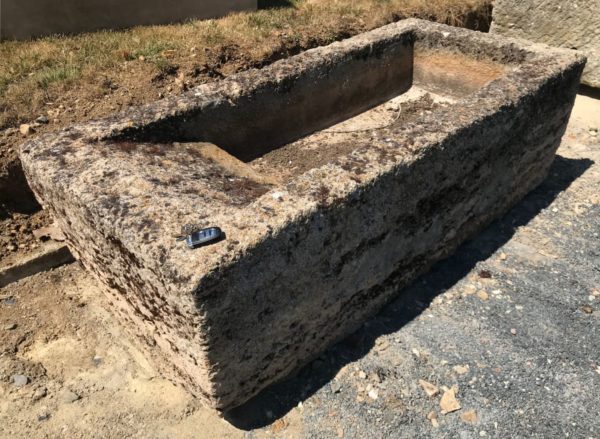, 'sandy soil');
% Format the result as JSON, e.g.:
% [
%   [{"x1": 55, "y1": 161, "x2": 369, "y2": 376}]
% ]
[{"x1": 0, "y1": 94, "x2": 598, "y2": 438}]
